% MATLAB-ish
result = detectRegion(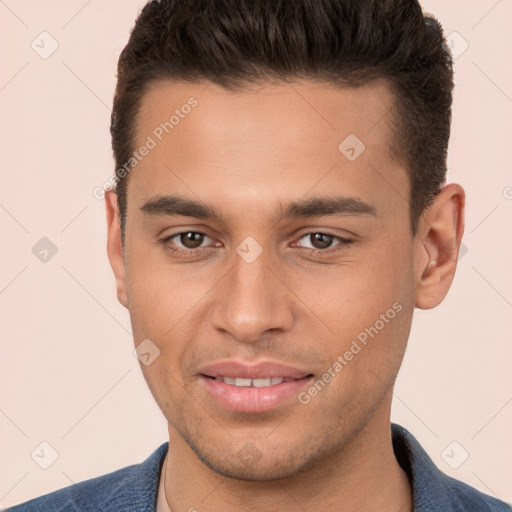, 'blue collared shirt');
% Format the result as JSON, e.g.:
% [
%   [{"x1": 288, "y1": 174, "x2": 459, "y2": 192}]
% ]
[{"x1": 5, "y1": 423, "x2": 511, "y2": 511}]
